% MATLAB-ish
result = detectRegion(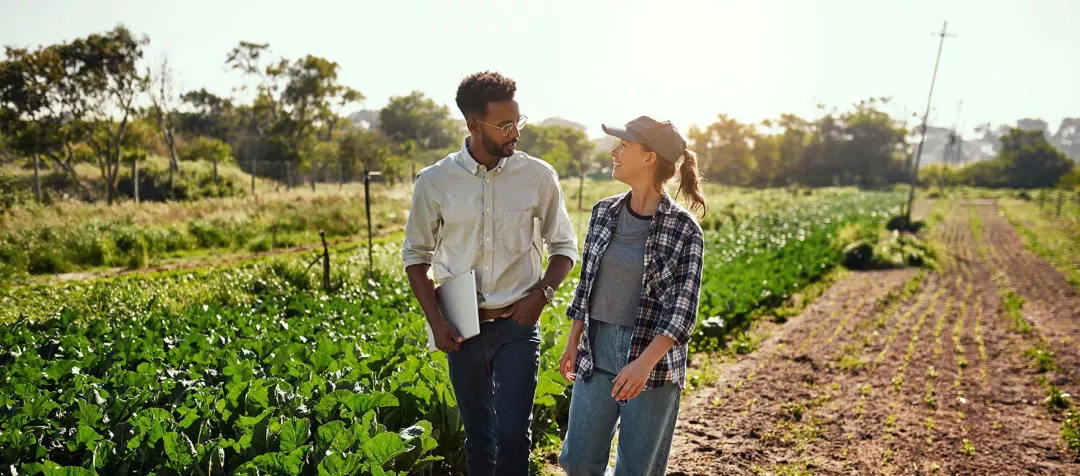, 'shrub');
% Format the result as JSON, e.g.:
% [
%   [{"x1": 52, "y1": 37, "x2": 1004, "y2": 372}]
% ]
[
  {"x1": 0, "y1": 240, "x2": 28, "y2": 278},
  {"x1": 27, "y1": 249, "x2": 71, "y2": 274},
  {"x1": 886, "y1": 215, "x2": 925, "y2": 233},
  {"x1": 0, "y1": 172, "x2": 33, "y2": 214},
  {"x1": 188, "y1": 219, "x2": 235, "y2": 248},
  {"x1": 115, "y1": 156, "x2": 247, "y2": 202},
  {"x1": 843, "y1": 241, "x2": 876, "y2": 269}
]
